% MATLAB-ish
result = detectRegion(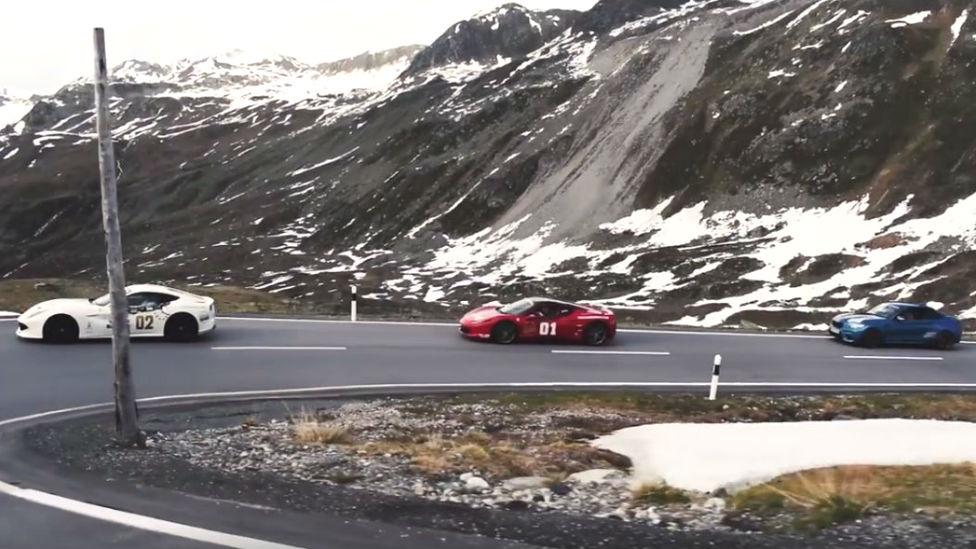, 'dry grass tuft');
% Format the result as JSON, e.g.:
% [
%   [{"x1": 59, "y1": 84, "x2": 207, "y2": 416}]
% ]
[
  {"x1": 734, "y1": 464, "x2": 976, "y2": 529},
  {"x1": 291, "y1": 412, "x2": 350, "y2": 445},
  {"x1": 356, "y1": 432, "x2": 597, "y2": 478}
]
